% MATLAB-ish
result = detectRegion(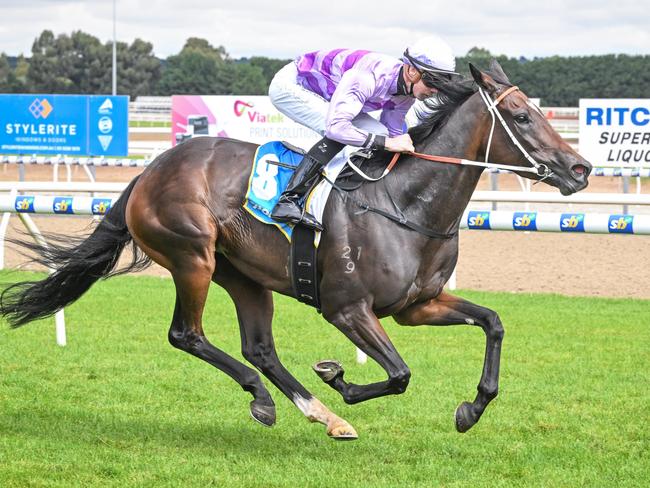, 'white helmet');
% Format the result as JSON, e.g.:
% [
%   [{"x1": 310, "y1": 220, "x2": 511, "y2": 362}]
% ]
[{"x1": 403, "y1": 36, "x2": 458, "y2": 78}]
